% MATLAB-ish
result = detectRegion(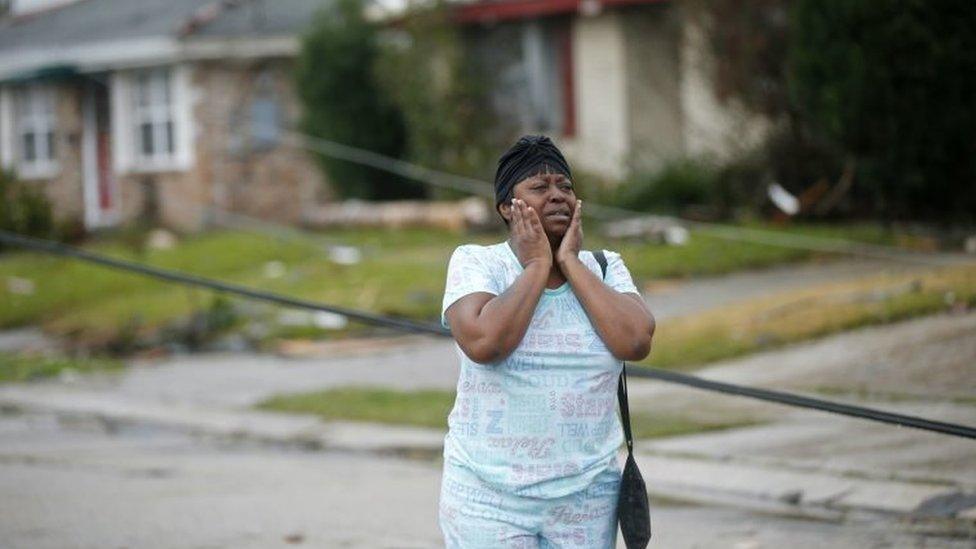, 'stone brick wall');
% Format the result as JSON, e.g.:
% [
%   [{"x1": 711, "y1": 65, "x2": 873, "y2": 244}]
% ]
[
  {"x1": 18, "y1": 58, "x2": 331, "y2": 233},
  {"x1": 192, "y1": 59, "x2": 330, "y2": 229},
  {"x1": 18, "y1": 84, "x2": 85, "y2": 225}
]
